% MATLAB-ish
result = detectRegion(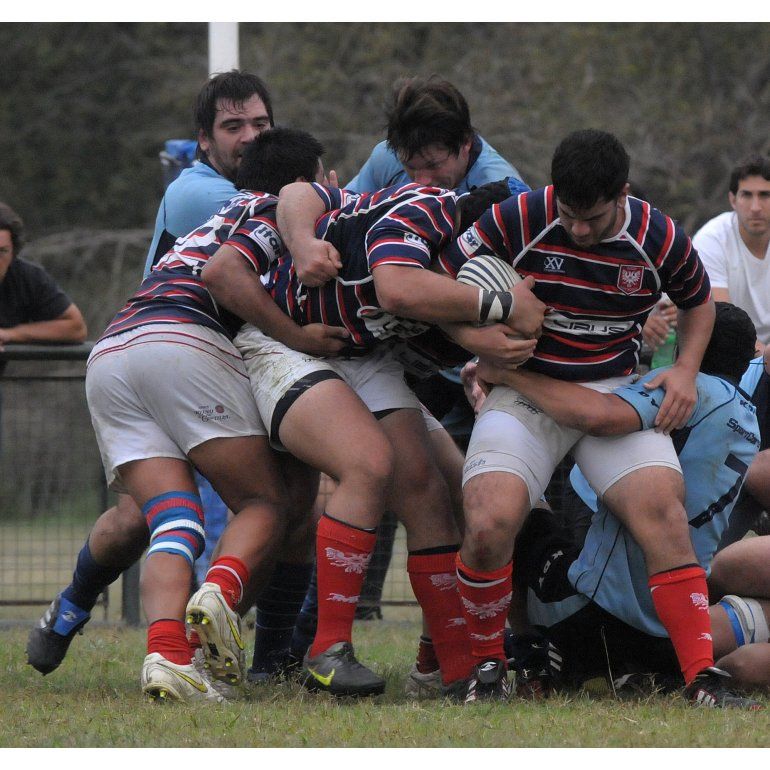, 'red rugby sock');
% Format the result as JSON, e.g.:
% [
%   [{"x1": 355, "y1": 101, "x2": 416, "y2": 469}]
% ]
[
  {"x1": 456, "y1": 553, "x2": 513, "y2": 666},
  {"x1": 310, "y1": 514, "x2": 376, "y2": 658},
  {"x1": 205, "y1": 556, "x2": 249, "y2": 610},
  {"x1": 408, "y1": 550, "x2": 474, "y2": 684},
  {"x1": 147, "y1": 618, "x2": 192, "y2": 665},
  {"x1": 649, "y1": 564, "x2": 714, "y2": 684}
]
